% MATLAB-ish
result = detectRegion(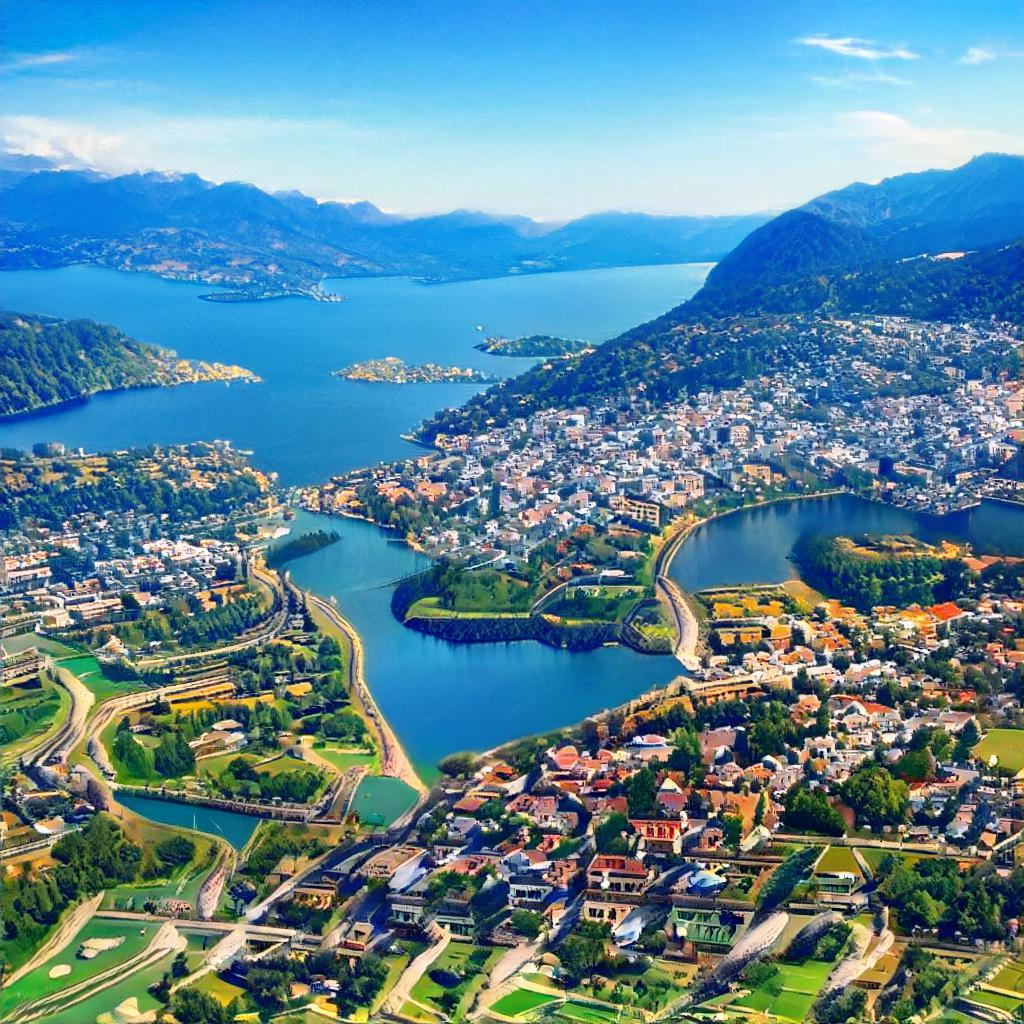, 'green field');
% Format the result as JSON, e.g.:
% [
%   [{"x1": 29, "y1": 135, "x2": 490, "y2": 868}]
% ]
[
  {"x1": 407, "y1": 943, "x2": 502, "y2": 1022},
  {"x1": 857, "y1": 847, "x2": 928, "y2": 873},
  {"x1": 193, "y1": 971, "x2": 247, "y2": 1005},
  {"x1": 57, "y1": 653, "x2": 141, "y2": 703},
  {"x1": 44, "y1": 948, "x2": 174, "y2": 1024},
  {"x1": 992, "y1": 959, "x2": 1024, "y2": 995},
  {"x1": 732, "y1": 957, "x2": 836, "y2": 1022},
  {"x1": 0, "y1": 918, "x2": 158, "y2": 1017},
  {"x1": 974, "y1": 729, "x2": 1024, "y2": 774},
  {"x1": 558, "y1": 1001, "x2": 622, "y2": 1023},
  {"x1": 815, "y1": 845, "x2": 863, "y2": 878},
  {"x1": 970, "y1": 989, "x2": 1024, "y2": 1013},
  {"x1": 489, "y1": 988, "x2": 560, "y2": 1017},
  {"x1": 0, "y1": 674, "x2": 69, "y2": 764},
  {"x1": 313, "y1": 743, "x2": 380, "y2": 773}
]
